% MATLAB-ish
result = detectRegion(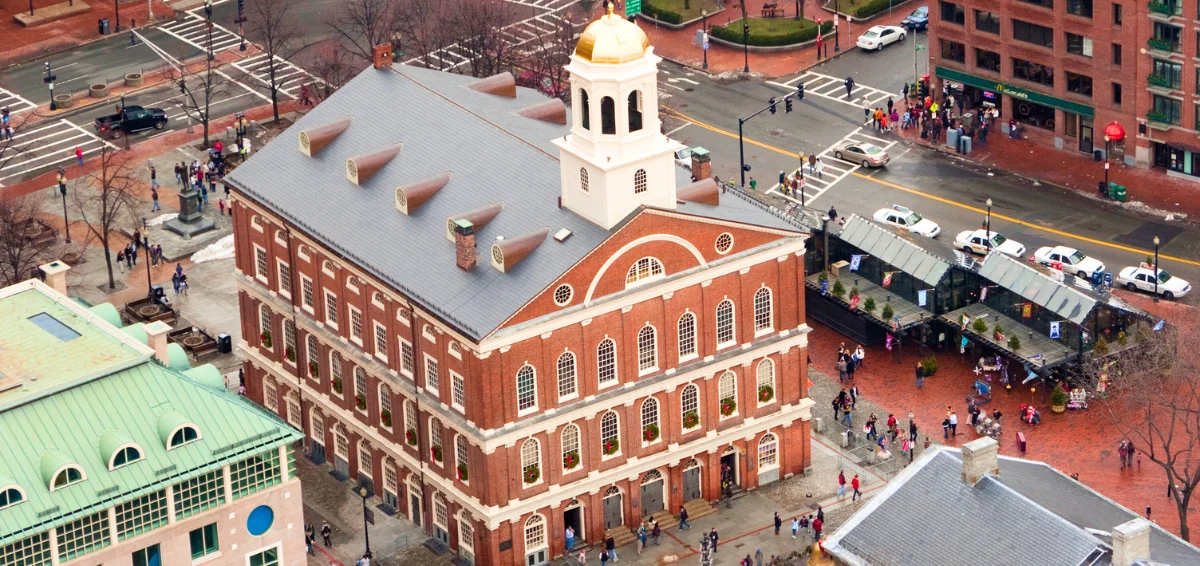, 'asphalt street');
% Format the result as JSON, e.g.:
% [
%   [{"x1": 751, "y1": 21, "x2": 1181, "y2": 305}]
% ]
[{"x1": 659, "y1": 34, "x2": 1200, "y2": 304}]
